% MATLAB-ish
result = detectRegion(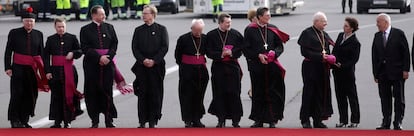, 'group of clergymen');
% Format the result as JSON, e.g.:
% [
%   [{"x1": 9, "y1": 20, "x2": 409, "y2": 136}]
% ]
[{"x1": 4, "y1": 3, "x2": 412, "y2": 130}]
